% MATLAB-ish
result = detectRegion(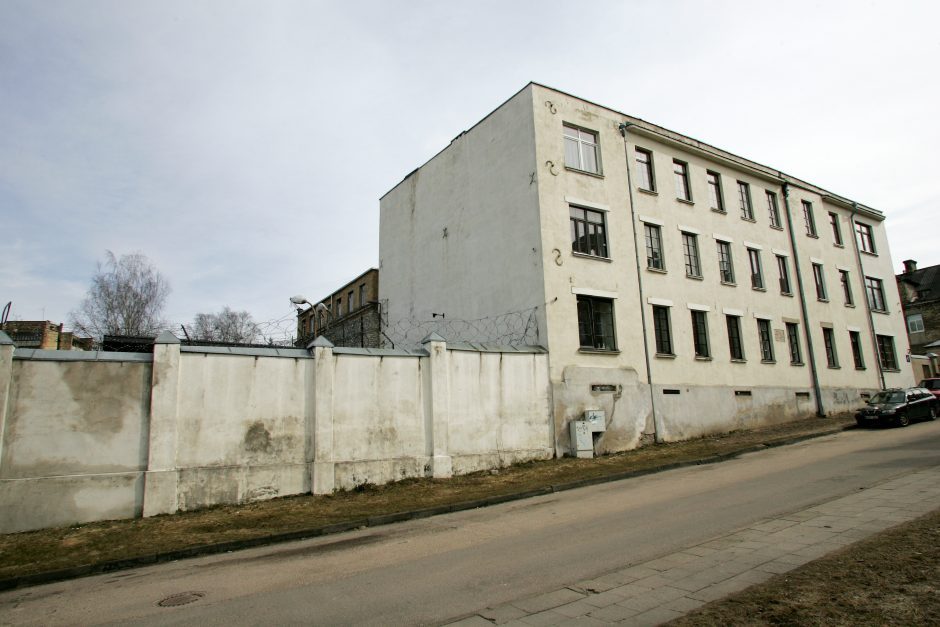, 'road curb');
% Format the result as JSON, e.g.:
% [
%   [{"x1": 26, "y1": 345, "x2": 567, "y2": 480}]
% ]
[{"x1": 0, "y1": 424, "x2": 853, "y2": 592}]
